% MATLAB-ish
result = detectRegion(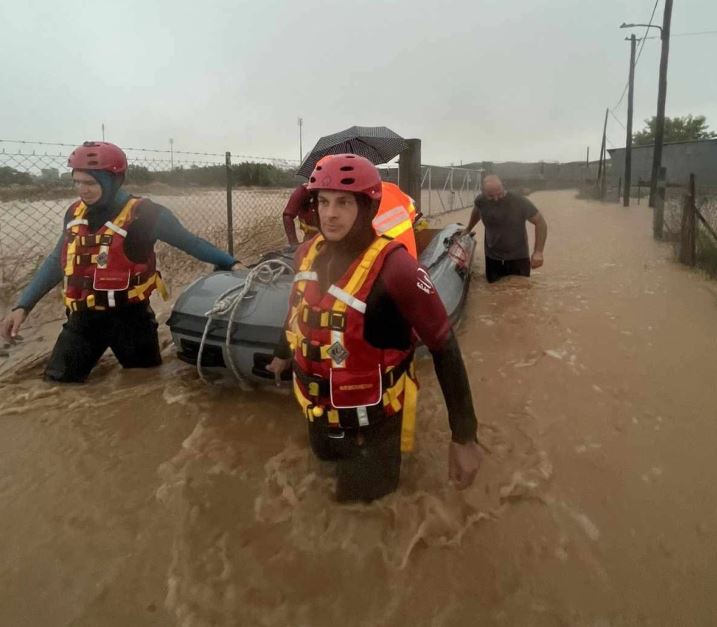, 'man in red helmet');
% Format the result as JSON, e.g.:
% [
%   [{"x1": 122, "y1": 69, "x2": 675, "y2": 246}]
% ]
[
  {"x1": 267, "y1": 154, "x2": 482, "y2": 502},
  {"x1": 0, "y1": 141, "x2": 238, "y2": 383},
  {"x1": 282, "y1": 183, "x2": 319, "y2": 246}
]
